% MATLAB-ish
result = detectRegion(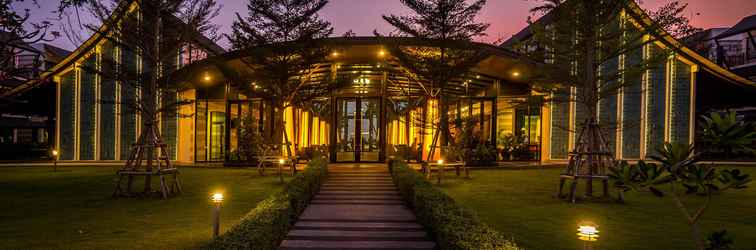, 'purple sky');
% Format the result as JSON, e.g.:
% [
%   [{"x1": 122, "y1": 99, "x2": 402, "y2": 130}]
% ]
[{"x1": 15, "y1": 0, "x2": 756, "y2": 51}]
